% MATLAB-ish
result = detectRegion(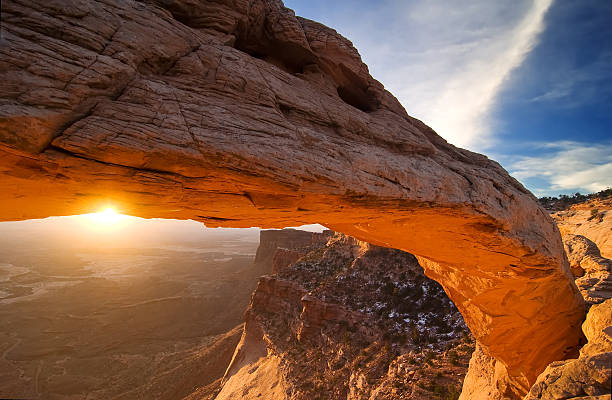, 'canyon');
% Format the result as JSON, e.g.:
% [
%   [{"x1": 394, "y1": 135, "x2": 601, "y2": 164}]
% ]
[
  {"x1": 208, "y1": 225, "x2": 611, "y2": 400},
  {"x1": 0, "y1": 0, "x2": 608, "y2": 398},
  {"x1": 213, "y1": 229, "x2": 473, "y2": 400},
  {"x1": 0, "y1": 227, "x2": 259, "y2": 399},
  {"x1": 1, "y1": 222, "x2": 609, "y2": 399}
]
